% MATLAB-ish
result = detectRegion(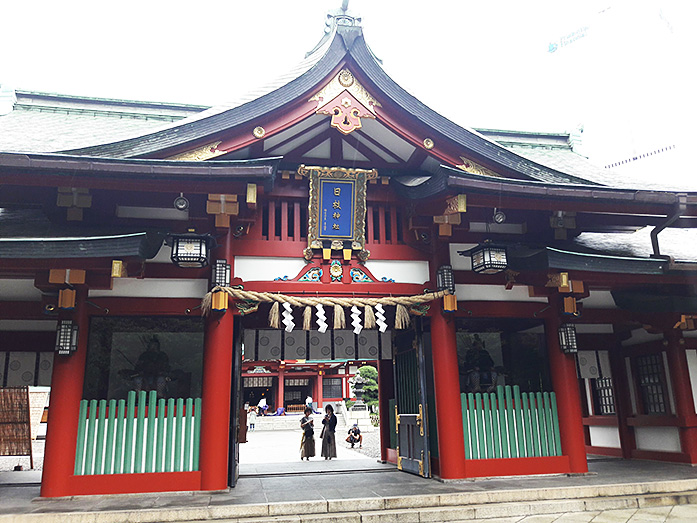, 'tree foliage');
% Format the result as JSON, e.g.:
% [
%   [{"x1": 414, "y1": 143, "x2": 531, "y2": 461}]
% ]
[{"x1": 357, "y1": 365, "x2": 379, "y2": 408}]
